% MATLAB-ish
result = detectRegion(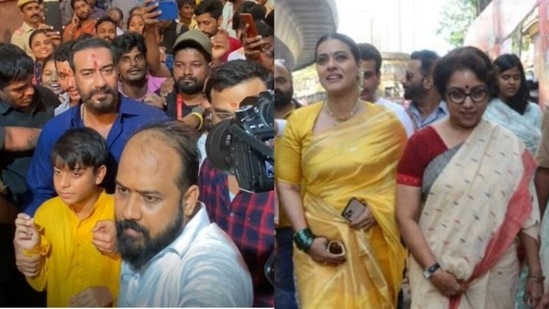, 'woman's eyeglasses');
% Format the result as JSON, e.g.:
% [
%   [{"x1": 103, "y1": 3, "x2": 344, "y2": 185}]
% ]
[{"x1": 446, "y1": 86, "x2": 489, "y2": 104}]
